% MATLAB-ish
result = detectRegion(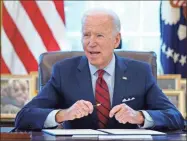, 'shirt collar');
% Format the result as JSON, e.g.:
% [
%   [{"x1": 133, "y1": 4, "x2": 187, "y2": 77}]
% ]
[{"x1": 89, "y1": 54, "x2": 115, "y2": 76}]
